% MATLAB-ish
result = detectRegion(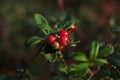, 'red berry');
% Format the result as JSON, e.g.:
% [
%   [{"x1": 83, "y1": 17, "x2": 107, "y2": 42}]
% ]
[
  {"x1": 52, "y1": 41, "x2": 60, "y2": 49},
  {"x1": 58, "y1": 30, "x2": 68, "y2": 37},
  {"x1": 69, "y1": 25, "x2": 76, "y2": 32},
  {"x1": 47, "y1": 35, "x2": 56, "y2": 44},
  {"x1": 59, "y1": 36, "x2": 69, "y2": 46},
  {"x1": 59, "y1": 45, "x2": 64, "y2": 51}
]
